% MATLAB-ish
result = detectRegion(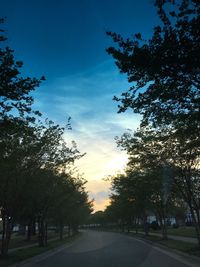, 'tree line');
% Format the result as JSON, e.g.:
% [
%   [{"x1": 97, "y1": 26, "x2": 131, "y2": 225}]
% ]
[
  {"x1": 0, "y1": 18, "x2": 92, "y2": 256},
  {"x1": 101, "y1": 0, "x2": 200, "y2": 246}
]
